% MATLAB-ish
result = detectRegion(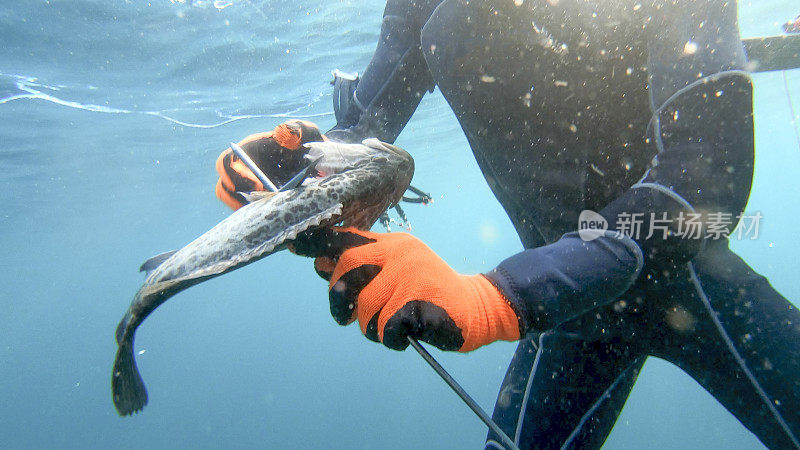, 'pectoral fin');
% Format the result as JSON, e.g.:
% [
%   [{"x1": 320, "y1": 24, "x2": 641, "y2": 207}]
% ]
[
  {"x1": 139, "y1": 250, "x2": 178, "y2": 275},
  {"x1": 238, "y1": 190, "x2": 277, "y2": 203}
]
